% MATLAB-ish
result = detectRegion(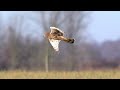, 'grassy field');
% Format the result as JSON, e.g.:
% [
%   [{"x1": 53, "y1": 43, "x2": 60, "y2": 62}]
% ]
[{"x1": 0, "y1": 69, "x2": 120, "y2": 79}]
